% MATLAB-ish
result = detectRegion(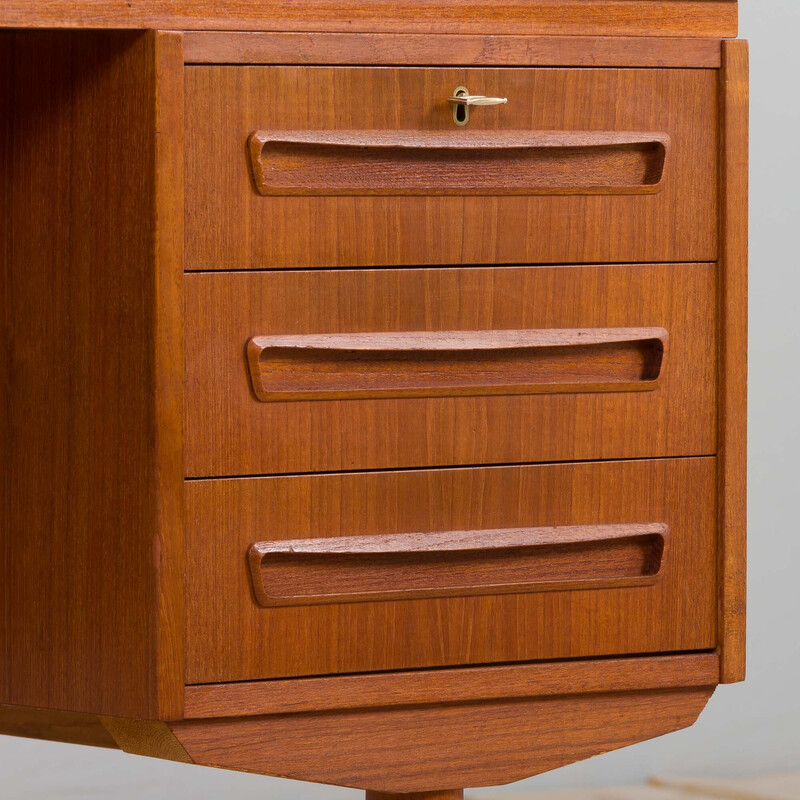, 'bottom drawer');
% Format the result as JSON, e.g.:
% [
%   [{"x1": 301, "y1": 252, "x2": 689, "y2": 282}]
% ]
[{"x1": 185, "y1": 457, "x2": 716, "y2": 684}]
